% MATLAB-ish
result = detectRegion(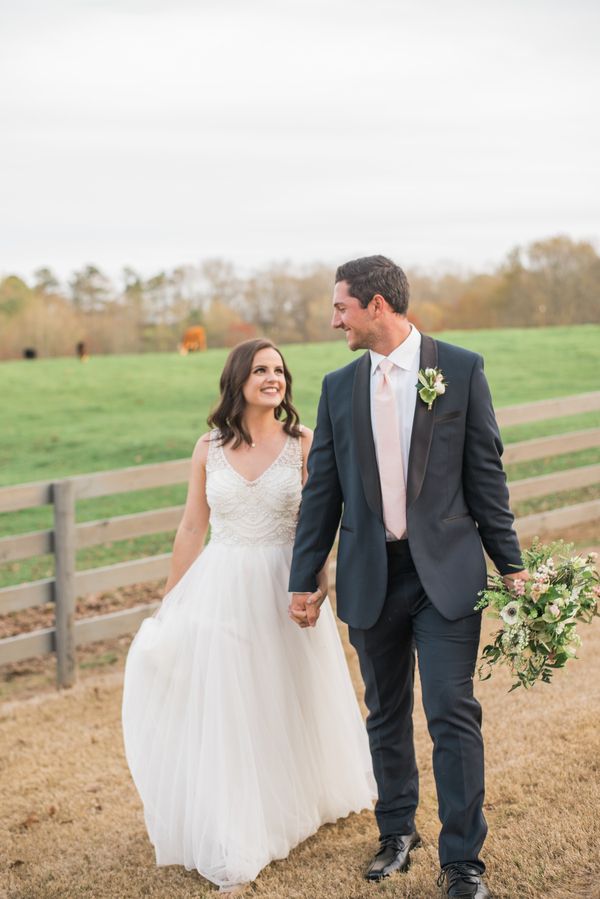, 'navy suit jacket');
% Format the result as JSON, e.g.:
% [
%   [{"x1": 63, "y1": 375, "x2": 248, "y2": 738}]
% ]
[{"x1": 289, "y1": 335, "x2": 523, "y2": 629}]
